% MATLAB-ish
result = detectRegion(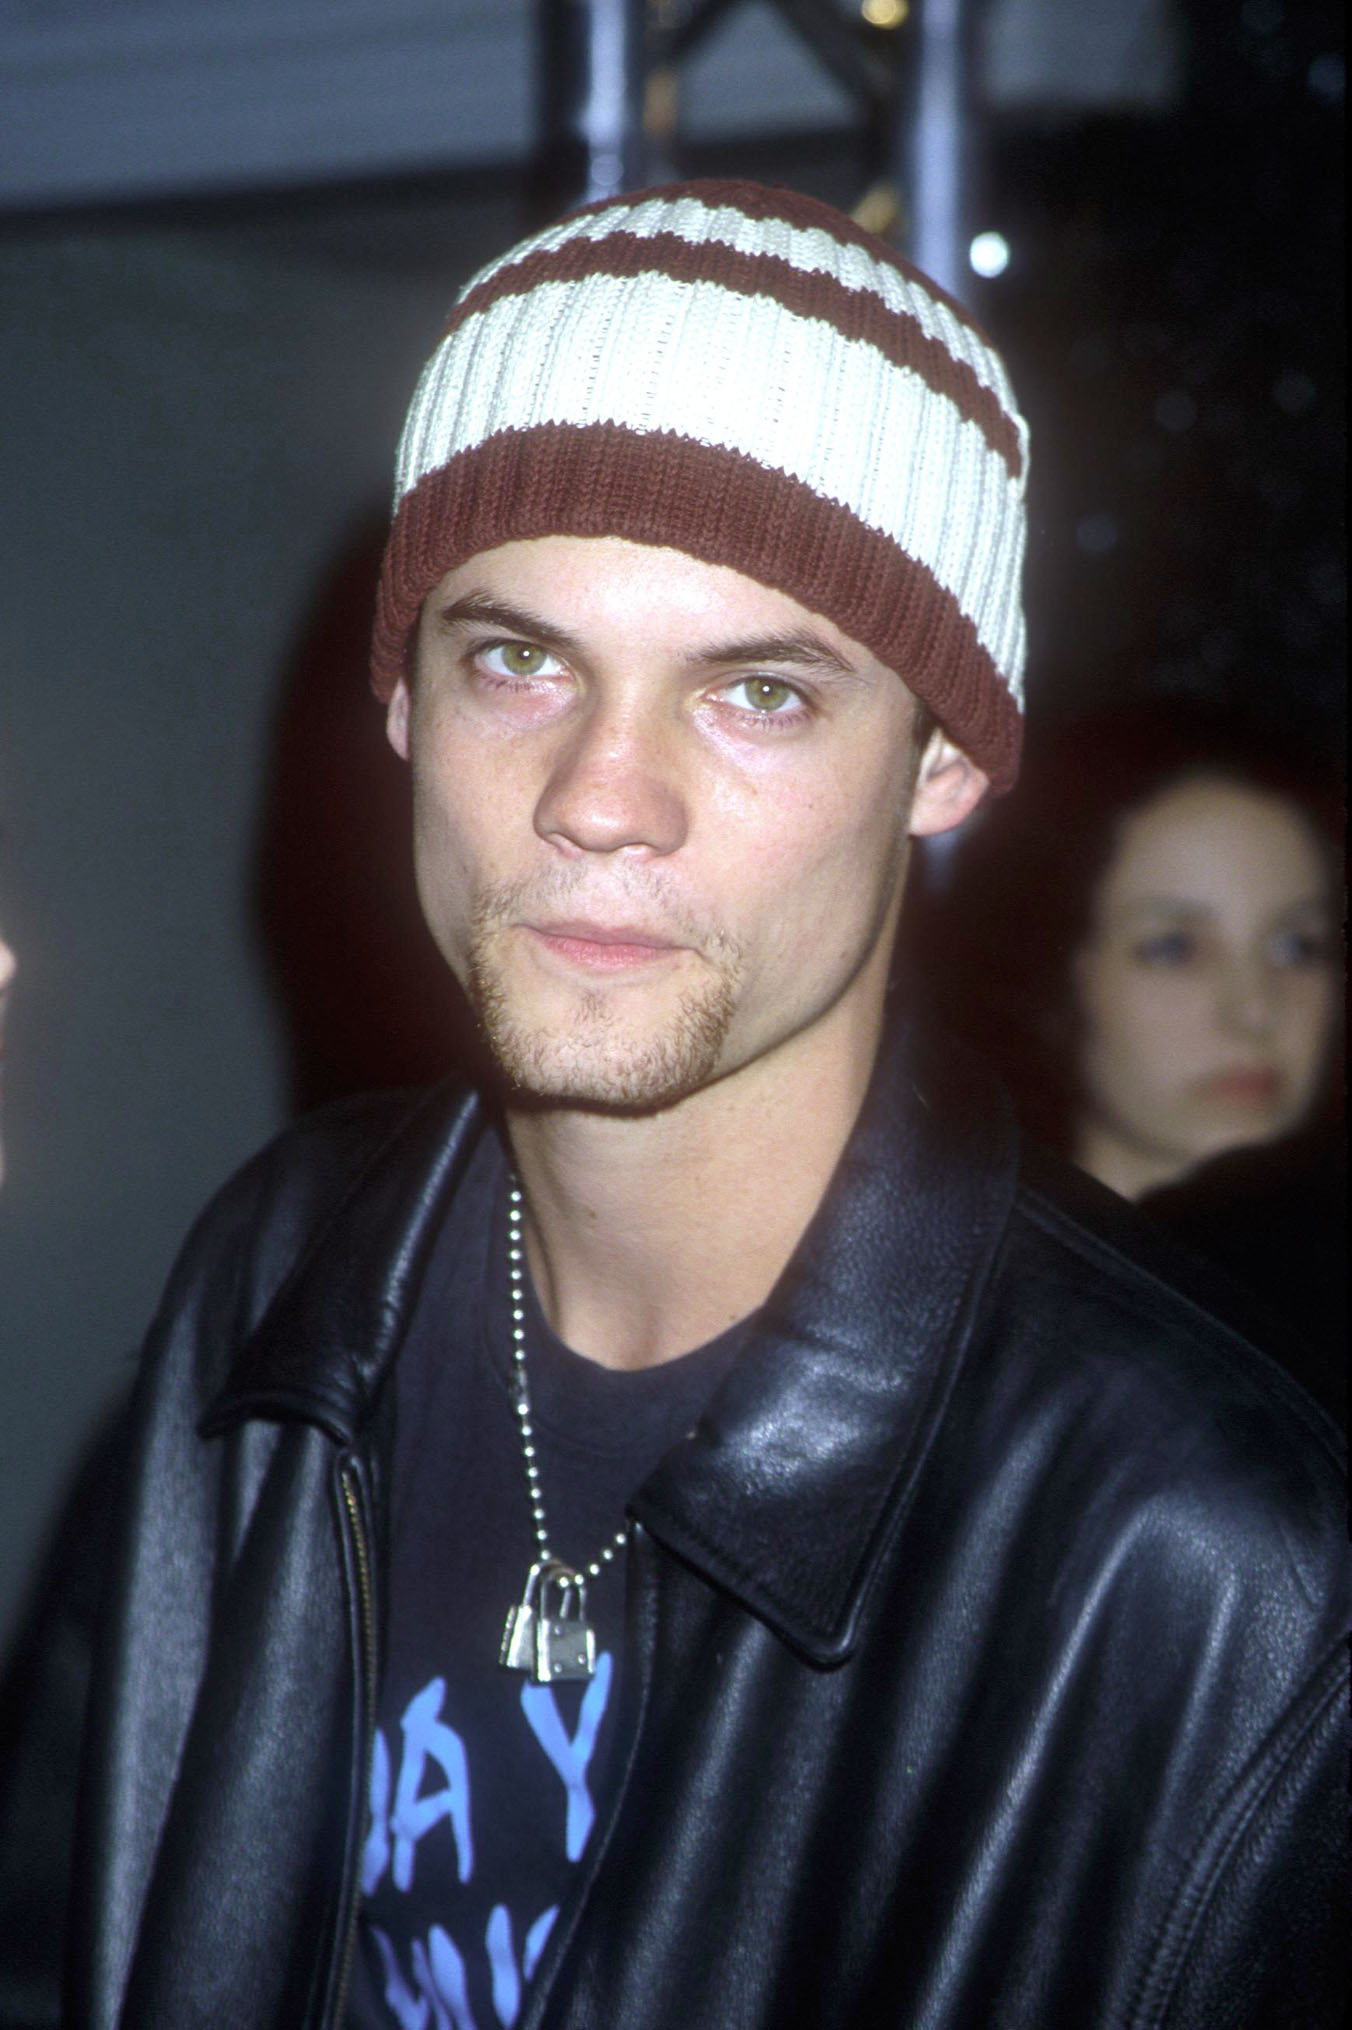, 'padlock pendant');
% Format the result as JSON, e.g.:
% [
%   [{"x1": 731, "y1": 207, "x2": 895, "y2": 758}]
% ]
[
  {"x1": 536, "y1": 1614, "x2": 597, "y2": 1682},
  {"x1": 533, "y1": 1570, "x2": 597, "y2": 1683},
  {"x1": 499, "y1": 1558, "x2": 550, "y2": 1671},
  {"x1": 499, "y1": 1600, "x2": 537, "y2": 1672}
]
